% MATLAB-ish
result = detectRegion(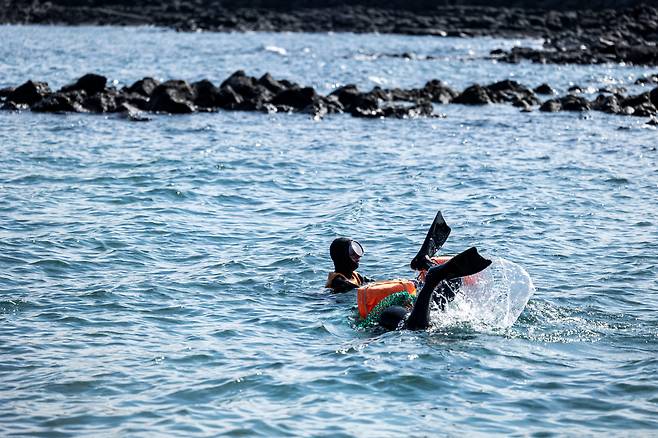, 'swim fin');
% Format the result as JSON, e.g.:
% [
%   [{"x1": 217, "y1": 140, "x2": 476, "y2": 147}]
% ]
[
  {"x1": 410, "y1": 210, "x2": 451, "y2": 271},
  {"x1": 425, "y1": 247, "x2": 491, "y2": 286}
]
